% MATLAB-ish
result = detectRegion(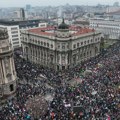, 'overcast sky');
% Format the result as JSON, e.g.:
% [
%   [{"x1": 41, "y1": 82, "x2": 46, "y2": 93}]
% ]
[{"x1": 0, "y1": 0, "x2": 119, "y2": 7}]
